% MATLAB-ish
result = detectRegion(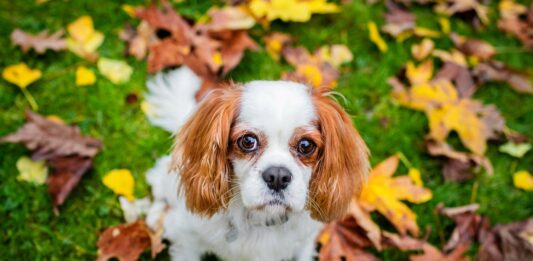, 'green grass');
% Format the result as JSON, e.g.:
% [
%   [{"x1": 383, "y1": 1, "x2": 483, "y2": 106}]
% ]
[{"x1": 1, "y1": 0, "x2": 532, "y2": 260}]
